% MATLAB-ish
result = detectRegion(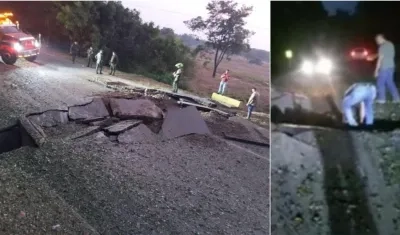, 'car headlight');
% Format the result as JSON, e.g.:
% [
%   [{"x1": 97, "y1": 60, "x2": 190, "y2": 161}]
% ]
[
  {"x1": 315, "y1": 58, "x2": 333, "y2": 75},
  {"x1": 301, "y1": 60, "x2": 314, "y2": 75},
  {"x1": 13, "y1": 43, "x2": 23, "y2": 52},
  {"x1": 34, "y1": 40, "x2": 40, "y2": 48}
]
